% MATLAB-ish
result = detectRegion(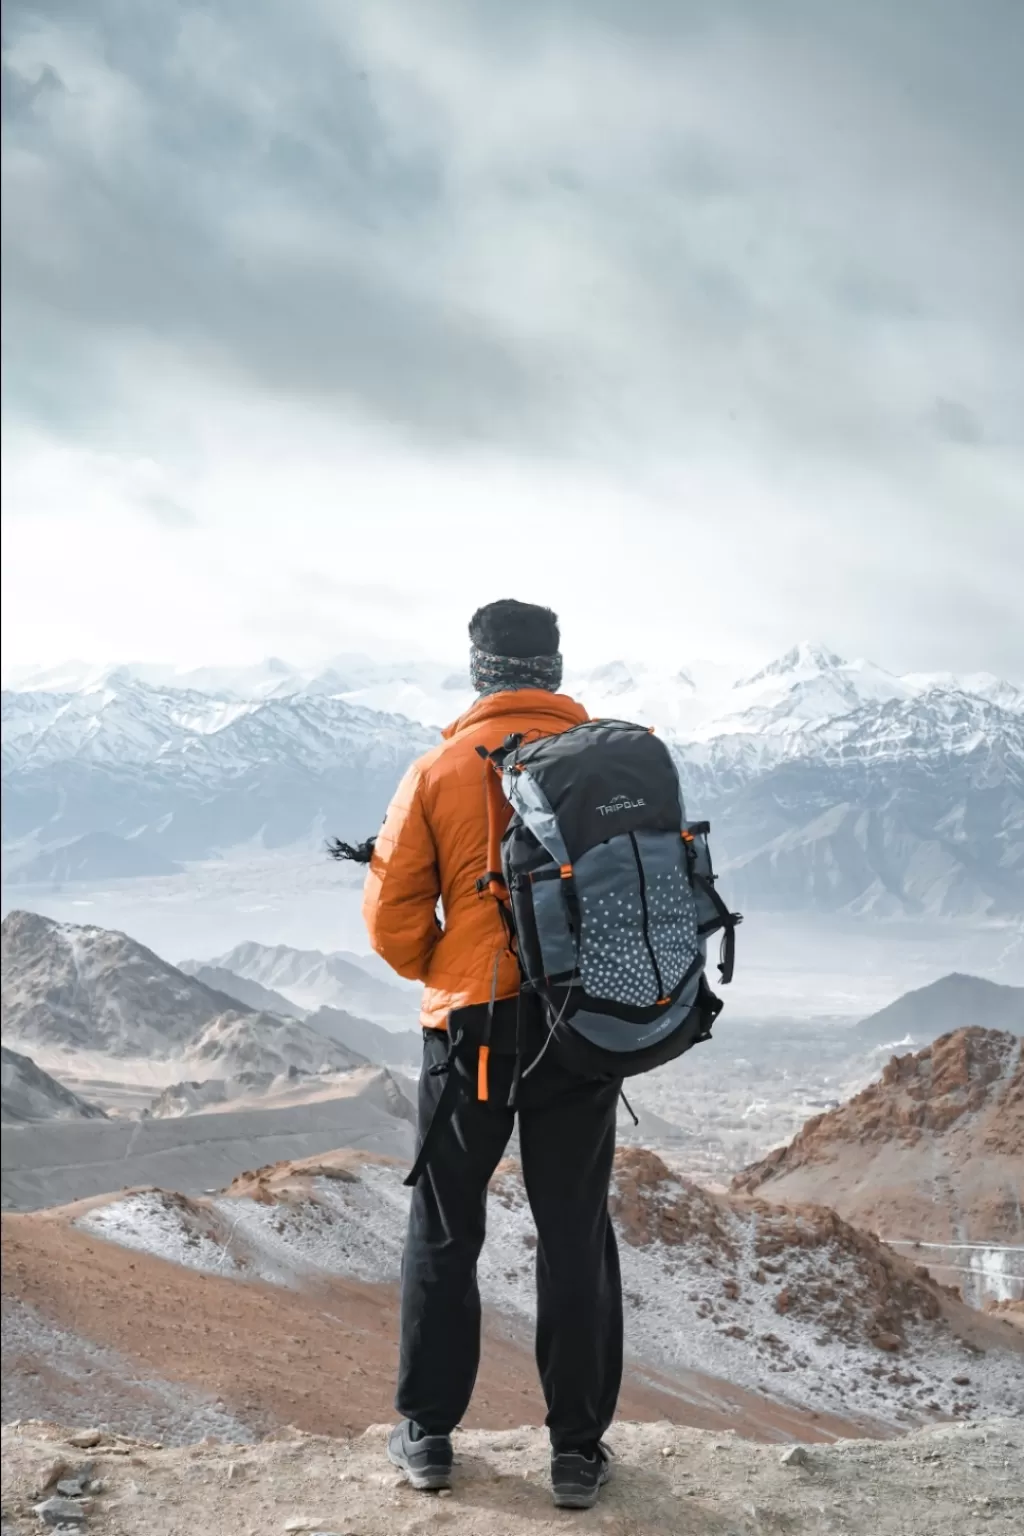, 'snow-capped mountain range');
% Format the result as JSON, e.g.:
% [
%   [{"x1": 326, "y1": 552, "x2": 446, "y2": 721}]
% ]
[
  {"x1": 7, "y1": 641, "x2": 1021, "y2": 732},
  {"x1": 3, "y1": 643, "x2": 1022, "y2": 918}
]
